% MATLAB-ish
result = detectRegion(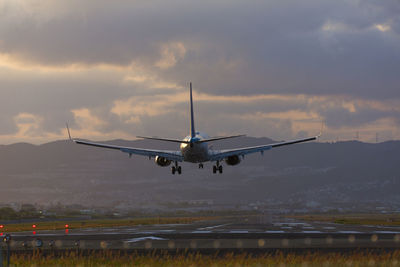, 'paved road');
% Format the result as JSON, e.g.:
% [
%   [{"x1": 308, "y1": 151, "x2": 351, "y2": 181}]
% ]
[{"x1": 4, "y1": 216, "x2": 400, "y2": 251}]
